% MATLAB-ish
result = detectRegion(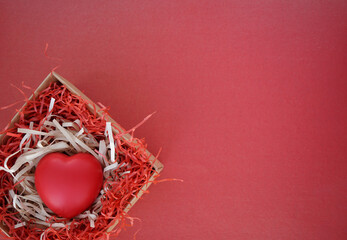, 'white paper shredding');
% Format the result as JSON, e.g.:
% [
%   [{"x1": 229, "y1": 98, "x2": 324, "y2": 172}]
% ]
[{"x1": 0, "y1": 98, "x2": 128, "y2": 230}]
